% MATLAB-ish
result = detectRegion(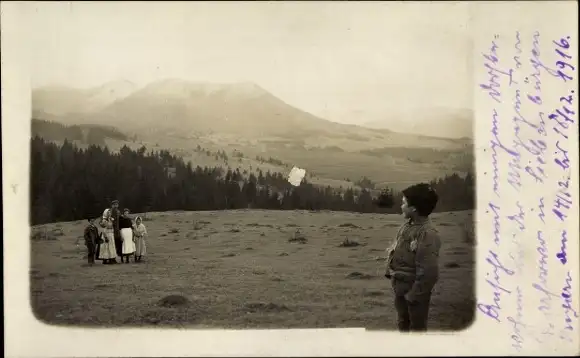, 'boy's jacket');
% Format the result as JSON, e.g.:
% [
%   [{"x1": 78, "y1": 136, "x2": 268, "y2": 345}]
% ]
[
  {"x1": 386, "y1": 218, "x2": 441, "y2": 301},
  {"x1": 84, "y1": 224, "x2": 99, "y2": 246}
]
